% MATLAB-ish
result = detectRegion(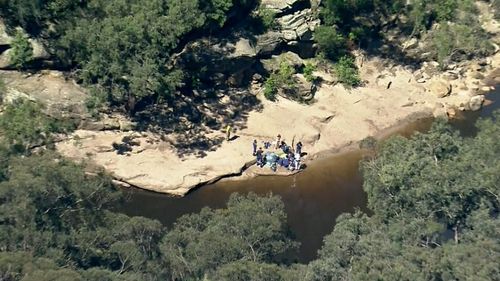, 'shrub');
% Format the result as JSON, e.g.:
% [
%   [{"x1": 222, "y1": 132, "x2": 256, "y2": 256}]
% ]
[
  {"x1": 258, "y1": 7, "x2": 276, "y2": 31},
  {"x1": 432, "y1": 22, "x2": 493, "y2": 66},
  {"x1": 334, "y1": 56, "x2": 361, "y2": 88},
  {"x1": 314, "y1": 26, "x2": 346, "y2": 60},
  {"x1": 303, "y1": 63, "x2": 317, "y2": 82},
  {"x1": 0, "y1": 76, "x2": 5, "y2": 103},
  {"x1": 263, "y1": 61, "x2": 297, "y2": 101},
  {"x1": 0, "y1": 99, "x2": 72, "y2": 152},
  {"x1": 9, "y1": 30, "x2": 33, "y2": 69},
  {"x1": 263, "y1": 77, "x2": 277, "y2": 101}
]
